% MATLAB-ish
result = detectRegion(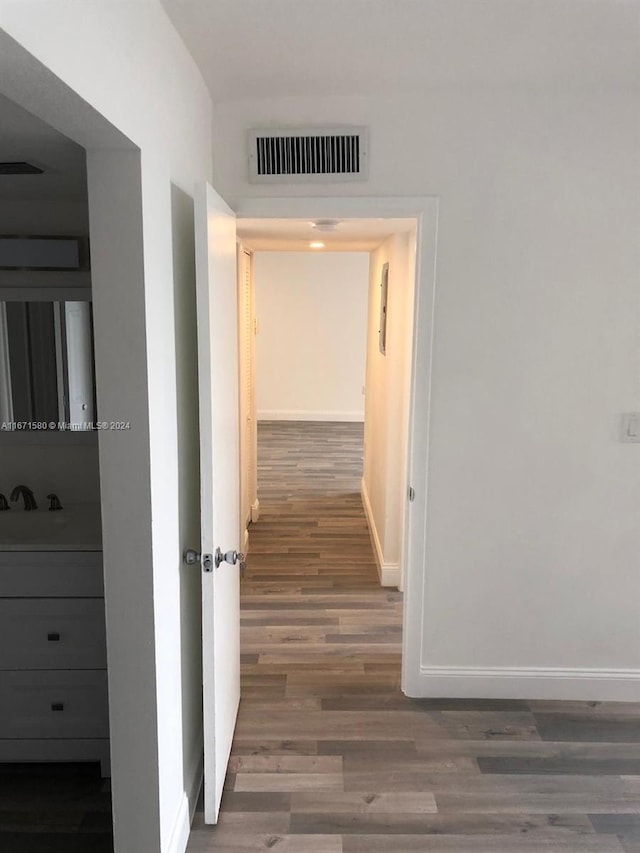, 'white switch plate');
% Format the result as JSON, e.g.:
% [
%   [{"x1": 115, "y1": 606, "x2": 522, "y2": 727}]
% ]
[{"x1": 620, "y1": 412, "x2": 640, "y2": 443}]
